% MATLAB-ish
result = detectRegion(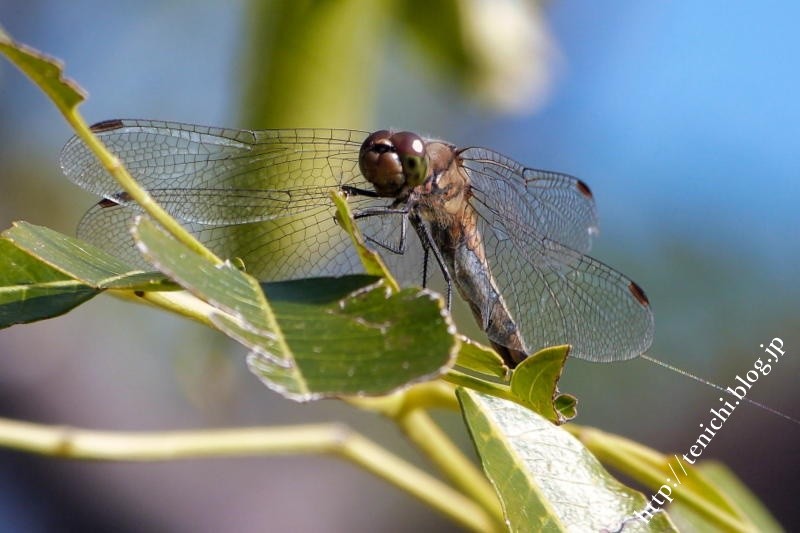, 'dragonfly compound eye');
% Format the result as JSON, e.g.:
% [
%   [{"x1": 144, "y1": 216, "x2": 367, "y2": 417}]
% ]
[
  {"x1": 392, "y1": 131, "x2": 429, "y2": 188},
  {"x1": 359, "y1": 130, "x2": 406, "y2": 196}
]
